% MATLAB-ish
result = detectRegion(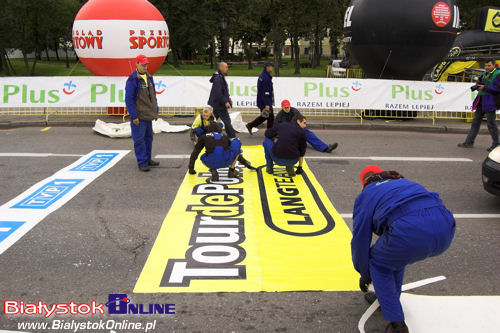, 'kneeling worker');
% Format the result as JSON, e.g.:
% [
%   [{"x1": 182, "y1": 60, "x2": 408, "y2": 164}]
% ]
[
  {"x1": 352, "y1": 166, "x2": 456, "y2": 333},
  {"x1": 276, "y1": 100, "x2": 338, "y2": 153},
  {"x1": 188, "y1": 122, "x2": 256, "y2": 181},
  {"x1": 263, "y1": 114, "x2": 307, "y2": 177},
  {"x1": 189, "y1": 108, "x2": 224, "y2": 144}
]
